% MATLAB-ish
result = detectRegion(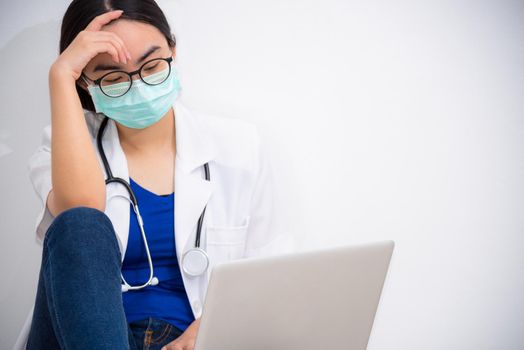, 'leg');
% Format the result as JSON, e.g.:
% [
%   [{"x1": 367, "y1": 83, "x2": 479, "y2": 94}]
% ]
[
  {"x1": 26, "y1": 252, "x2": 61, "y2": 349},
  {"x1": 27, "y1": 206, "x2": 131, "y2": 349}
]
